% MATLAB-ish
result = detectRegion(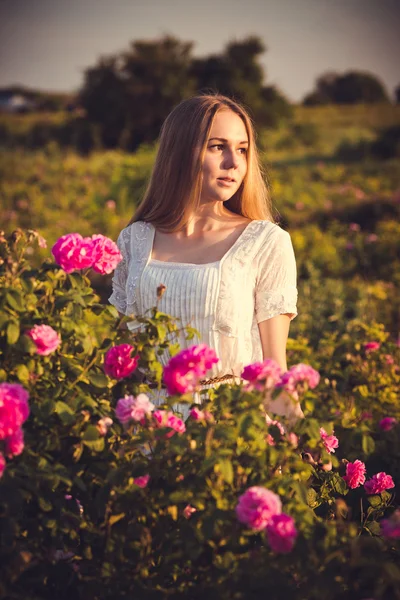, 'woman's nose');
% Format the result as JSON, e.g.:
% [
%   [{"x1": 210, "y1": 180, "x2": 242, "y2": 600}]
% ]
[{"x1": 224, "y1": 150, "x2": 240, "y2": 169}]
